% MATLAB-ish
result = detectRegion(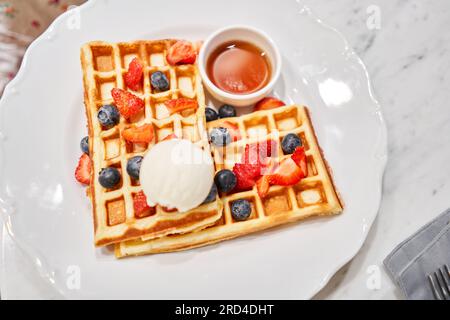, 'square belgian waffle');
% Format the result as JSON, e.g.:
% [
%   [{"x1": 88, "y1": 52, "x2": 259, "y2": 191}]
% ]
[
  {"x1": 115, "y1": 104, "x2": 343, "y2": 257},
  {"x1": 80, "y1": 40, "x2": 223, "y2": 247}
]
